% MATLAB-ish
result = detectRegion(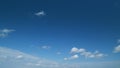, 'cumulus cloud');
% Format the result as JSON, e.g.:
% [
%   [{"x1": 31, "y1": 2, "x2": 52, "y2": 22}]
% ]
[
  {"x1": 69, "y1": 47, "x2": 106, "y2": 59},
  {"x1": 70, "y1": 54, "x2": 79, "y2": 59},
  {"x1": 35, "y1": 11, "x2": 46, "y2": 16},
  {"x1": 81, "y1": 51, "x2": 106, "y2": 59},
  {"x1": 71, "y1": 47, "x2": 86, "y2": 53},
  {"x1": 70, "y1": 47, "x2": 79, "y2": 53},
  {"x1": 0, "y1": 46, "x2": 119, "y2": 68},
  {"x1": 64, "y1": 54, "x2": 79, "y2": 60},
  {"x1": 79, "y1": 48, "x2": 86, "y2": 53},
  {"x1": 113, "y1": 45, "x2": 120, "y2": 53},
  {"x1": 0, "y1": 29, "x2": 15, "y2": 38}
]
